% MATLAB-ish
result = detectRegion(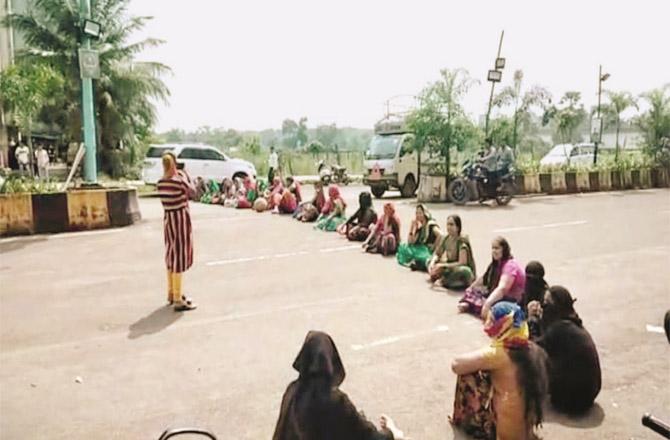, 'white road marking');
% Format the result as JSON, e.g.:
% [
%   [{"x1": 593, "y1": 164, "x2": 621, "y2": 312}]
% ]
[
  {"x1": 0, "y1": 228, "x2": 124, "y2": 243},
  {"x1": 493, "y1": 220, "x2": 588, "y2": 233},
  {"x1": 351, "y1": 325, "x2": 449, "y2": 351},
  {"x1": 206, "y1": 245, "x2": 358, "y2": 266},
  {"x1": 646, "y1": 324, "x2": 665, "y2": 334},
  {"x1": 319, "y1": 245, "x2": 361, "y2": 253}
]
